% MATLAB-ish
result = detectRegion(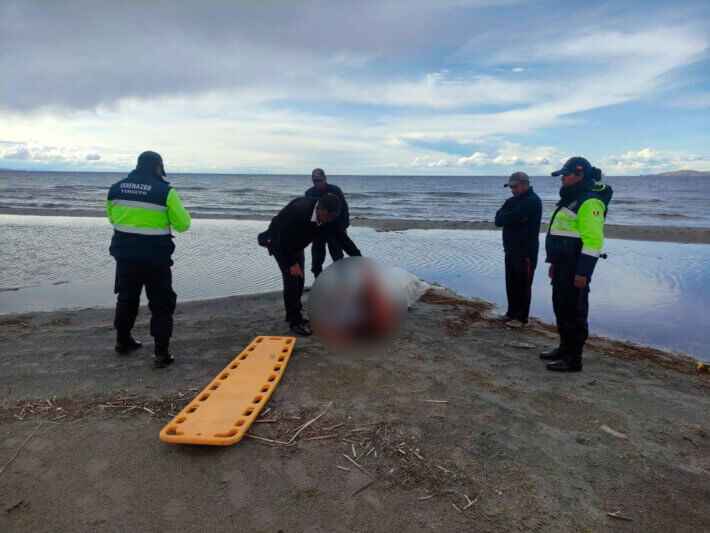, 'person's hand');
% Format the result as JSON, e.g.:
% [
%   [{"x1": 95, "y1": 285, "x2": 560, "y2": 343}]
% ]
[
  {"x1": 574, "y1": 275, "x2": 587, "y2": 289},
  {"x1": 548, "y1": 264, "x2": 554, "y2": 279},
  {"x1": 289, "y1": 264, "x2": 304, "y2": 277}
]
